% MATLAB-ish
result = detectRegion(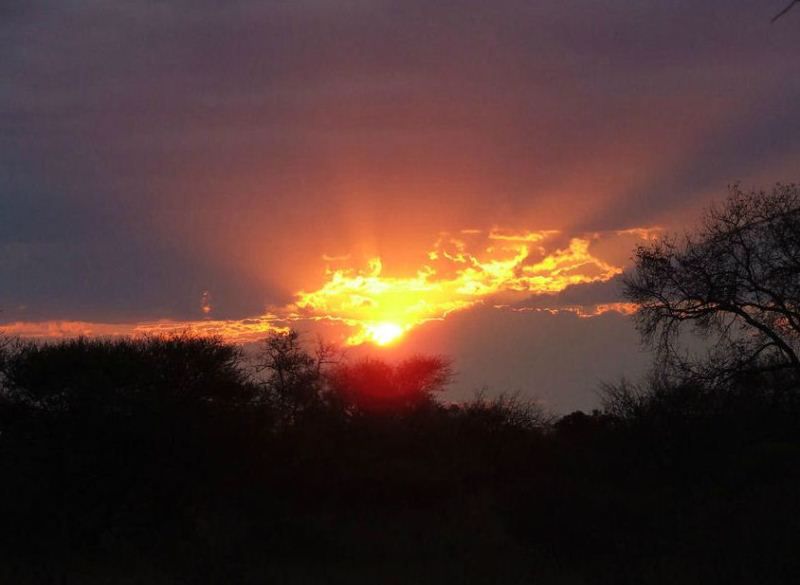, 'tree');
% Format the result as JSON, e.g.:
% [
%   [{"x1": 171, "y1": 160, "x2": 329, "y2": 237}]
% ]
[
  {"x1": 329, "y1": 355, "x2": 452, "y2": 413},
  {"x1": 624, "y1": 183, "x2": 800, "y2": 384},
  {"x1": 0, "y1": 333, "x2": 256, "y2": 417},
  {"x1": 255, "y1": 330, "x2": 340, "y2": 421}
]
